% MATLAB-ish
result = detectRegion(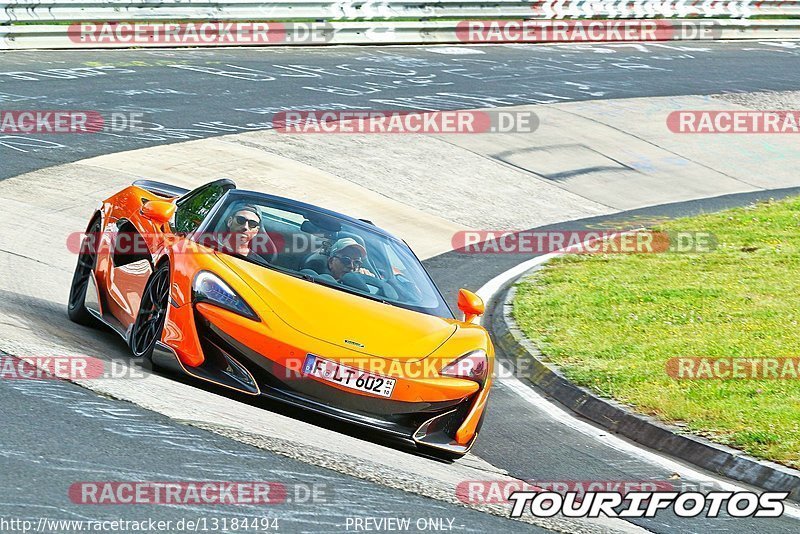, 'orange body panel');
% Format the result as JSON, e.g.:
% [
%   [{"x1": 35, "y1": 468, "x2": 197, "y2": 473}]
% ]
[{"x1": 91, "y1": 184, "x2": 495, "y2": 451}]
